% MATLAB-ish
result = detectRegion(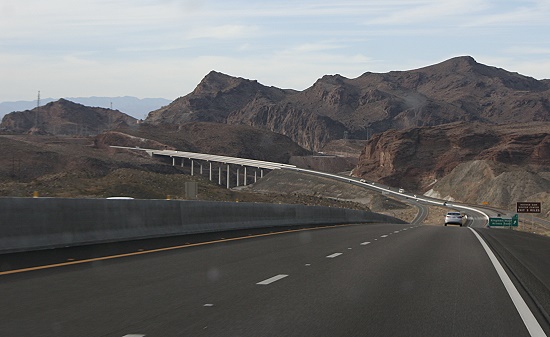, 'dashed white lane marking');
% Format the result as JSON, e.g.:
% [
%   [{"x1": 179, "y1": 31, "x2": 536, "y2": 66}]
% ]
[
  {"x1": 123, "y1": 335, "x2": 145, "y2": 337},
  {"x1": 256, "y1": 274, "x2": 289, "y2": 285},
  {"x1": 360, "y1": 242, "x2": 371, "y2": 245},
  {"x1": 380, "y1": 235, "x2": 388, "y2": 238},
  {"x1": 469, "y1": 228, "x2": 547, "y2": 337},
  {"x1": 348, "y1": 247, "x2": 353, "y2": 250},
  {"x1": 203, "y1": 304, "x2": 214, "y2": 307},
  {"x1": 326, "y1": 253, "x2": 343, "y2": 258},
  {"x1": 394, "y1": 231, "x2": 400, "y2": 233},
  {"x1": 305, "y1": 263, "x2": 311, "y2": 266}
]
